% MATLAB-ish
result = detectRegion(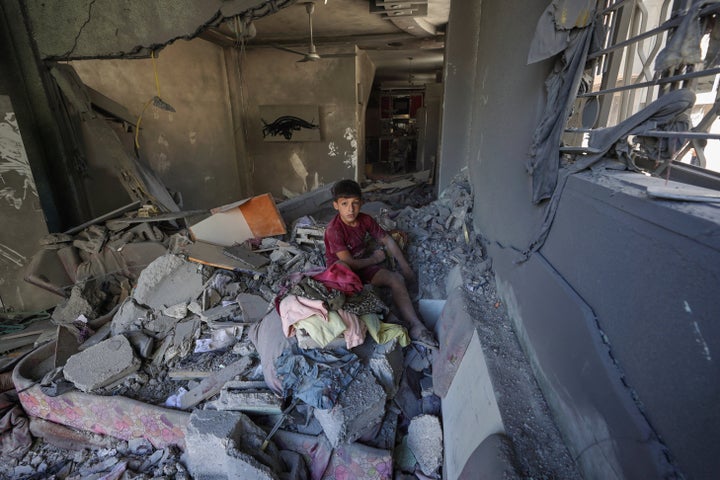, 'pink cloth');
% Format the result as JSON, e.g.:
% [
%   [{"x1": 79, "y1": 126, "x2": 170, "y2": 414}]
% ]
[
  {"x1": 279, "y1": 295, "x2": 329, "y2": 337},
  {"x1": 337, "y1": 309, "x2": 367, "y2": 349},
  {"x1": 312, "y1": 262, "x2": 363, "y2": 295}
]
